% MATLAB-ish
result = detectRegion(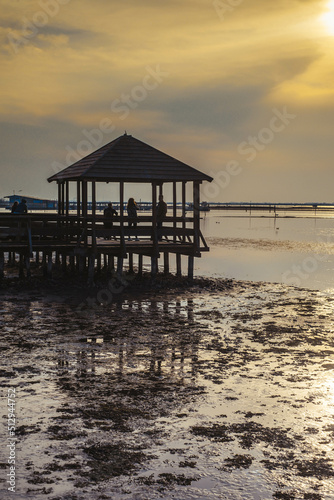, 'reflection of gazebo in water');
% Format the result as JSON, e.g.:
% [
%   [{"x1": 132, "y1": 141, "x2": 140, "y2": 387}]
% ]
[{"x1": 48, "y1": 133, "x2": 213, "y2": 278}]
